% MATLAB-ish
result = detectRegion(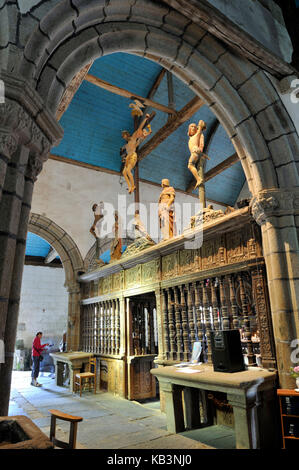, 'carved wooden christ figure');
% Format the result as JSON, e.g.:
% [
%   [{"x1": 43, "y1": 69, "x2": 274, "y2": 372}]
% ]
[
  {"x1": 121, "y1": 112, "x2": 155, "y2": 194},
  {"x1": 158, "y1": 178, "x2": 176, "y2": 241},
  {"x1": 187, "y1": 119, "x2": 209, "y2": 207}
]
